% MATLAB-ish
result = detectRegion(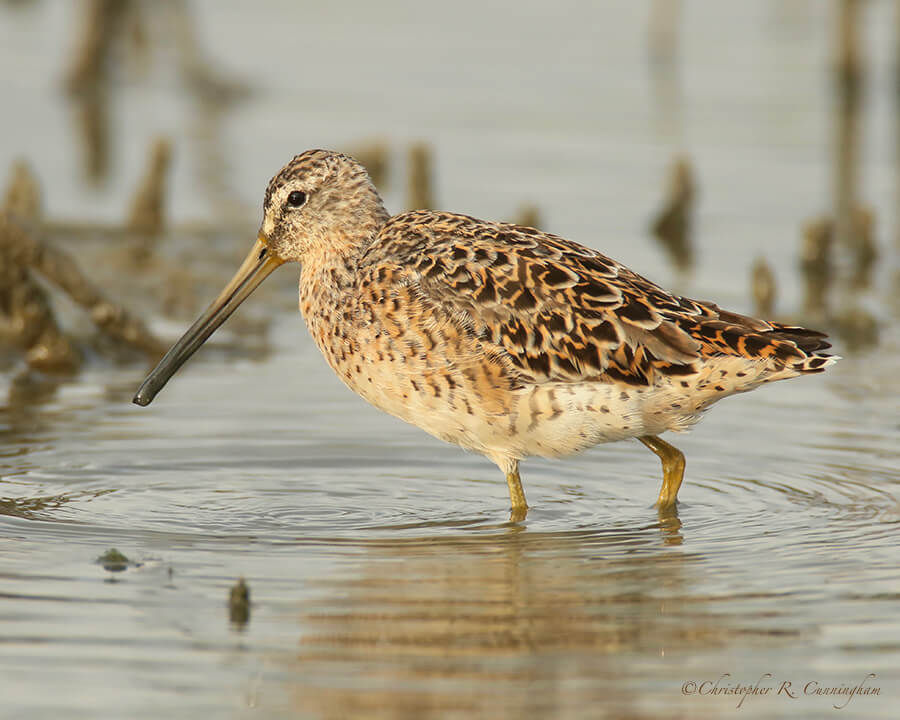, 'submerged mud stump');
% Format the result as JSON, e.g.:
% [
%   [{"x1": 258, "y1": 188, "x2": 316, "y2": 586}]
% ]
[
  {"x1": 650, "y1": 156, "x2": 695, "y2": 273},
  {"x1": 800, "y1": 217, "x2": 834, "y2": 319},
  {"x1": 0, "y1": 211, "x2": 166, "y2": 370},
  {"x1": 407, "y1": 142, "x2": 434, "y2": 210},
  {"x1": 512, "y1": 204, "x2": 542, "y2": 230},
  {"x1": 2, "y1": 160, "x2": 42, "y2": 221},
  {"x1": 1, "y1": 163, "x2": 80, "y2": 371},
  {"x1": 346, "y1": 140, "x2": 389, "y2": 191},
  {"x1": 126, "y1": 137, "x2": 173, "y2": 253},
  {"x1": 228, "y1": 578, "x2": 251, "y2": 627},
  {"x1": 0, "y1": 214, "x2": 81, "y2": 373},
  {"x1": 751, "y1": 258, "x2": 777, "y2": 319}
]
